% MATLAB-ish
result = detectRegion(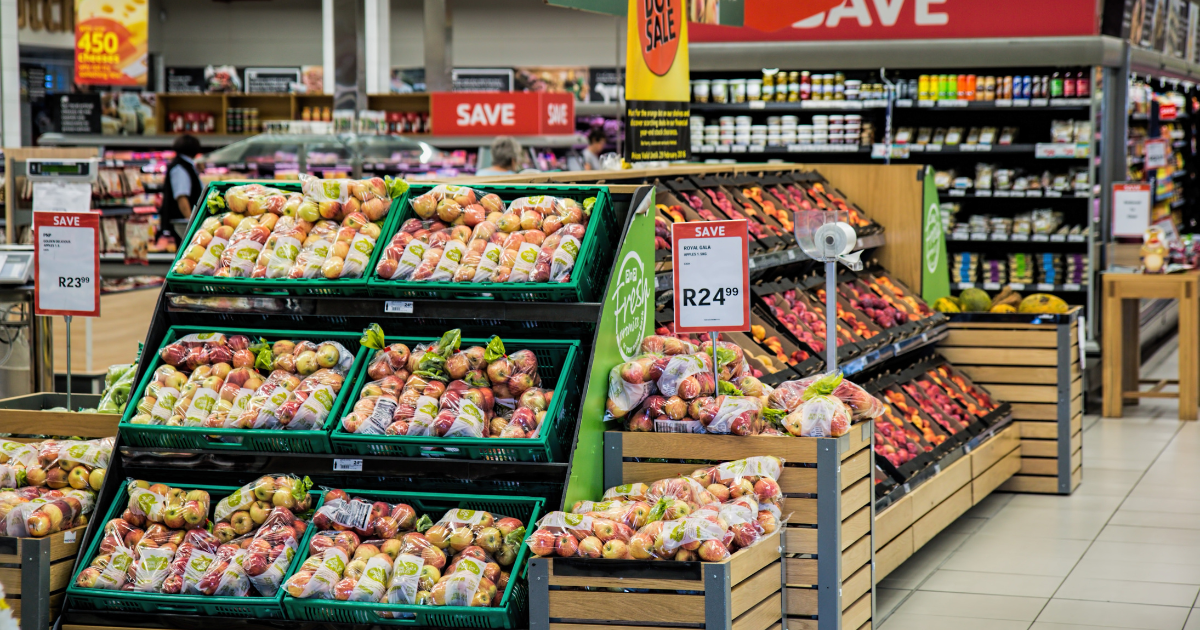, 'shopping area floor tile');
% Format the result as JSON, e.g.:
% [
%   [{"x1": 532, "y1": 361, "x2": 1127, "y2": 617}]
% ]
[
  {"x1": 1119, "y1": 496, "x2": 1200, "y2": 515},
  {"x1": 1053, "y1": 575, "x2": 1200, "y2": 607},
  {"x1": 893, "y1": 591, "x2": 1048, "y2": 621},
  {"x1": 940, "y1": 534, "x2": 1091, "y2": 576},
  {"x1": 879, "y1": 533, "x2": 971, "y2": 590},
  {"x1": 1005, "y1": 494, "x2": 1126, "y2": 512},
  {"x1": 1081, "y1": 541, "x2": 1200, "y2": 566},
  {"x1": 1097, "y1": 525, "x2": 1200, "y2": 546},
  {"x1": 1035, "y1": 599, "x2": 1191, "y2": 629},
  {"x1": 1069, "y1": 556, "x2": 1200, "y2": 585},
  {"x1": 967, "y1": 491, "x2": 1015, "y2": 518},
  {"x1": 919, "y1": 569, "x2": 1063, "y2": 598},
  {"x1": 877, "y1": 587, "x2": 911, "y2": 618},
  {"x1": 973, "y1": 506, "x2": 1114, "y2": 540},
  {"x1": 879, "y1": 612, "x2": 1033, "y2": 630},
  {"x1": 1185, "y1": 611, "x2": 1200, "y2": 630},
  {"x1": 1109, "y1": 509, "x2": 1200, "y2": 530},
  {"x1": 1032, "y1": 624, "x2": 1172, "y2": 630}
]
